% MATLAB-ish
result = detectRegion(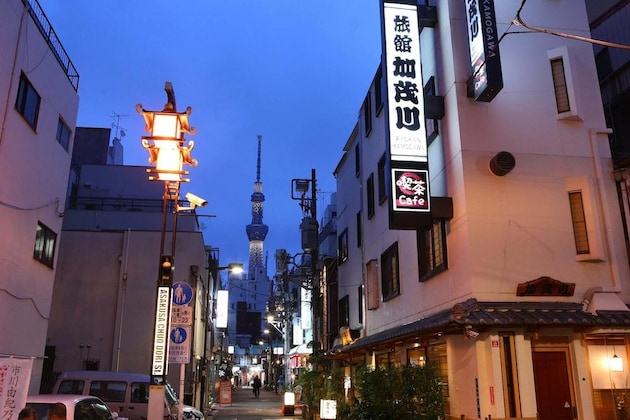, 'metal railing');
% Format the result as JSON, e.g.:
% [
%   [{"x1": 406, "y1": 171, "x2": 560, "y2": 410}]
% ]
[{"x1": 22, "y1": 0, "x2": 79, "y2": 91}]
